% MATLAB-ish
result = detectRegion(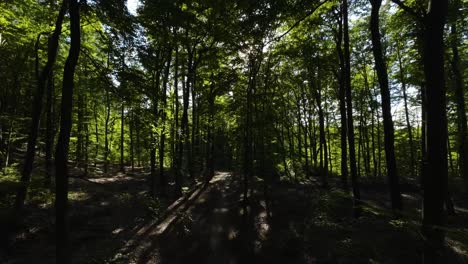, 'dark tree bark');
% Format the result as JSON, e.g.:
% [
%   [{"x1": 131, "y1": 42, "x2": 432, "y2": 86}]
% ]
[
  {"x1": 45, "y1": 69, "x2": 55, "y2": 185},
  {"x1": 450, "y1": 19, "x2": 468, "y2": 194},
  {"x1": 130, "y1": 109, "x2": 134, "y2": 171},
  {"x1": 120, "y1": 102, "x2": 125, "y2": 172},
  {"x1": 421, "y1": 0, "x2": 449, "y2": 262},
  {"x1": 334, "y1": 6, "x2": 348, "y2": 189},
  {"x1": 55, "y1": 0, "x2": 80, "y2": 262},
  {"x1": 343, "y1": 0, "x2": 361, "y2": 215},
  {"x1": 159, "y1": 48, "x2": 172, "y2": 194},
  {"x1": 314, "y1": 64, "x2": 328, "y2": 187},
  {"x1": 369, "y1": 0, "x2": 402, "y2": 211},
  {"x1": 15, "y1": 0, "x2": 67, "y2": 213},
  {"x1": 104, "y1": 89, "x2": 110, "y2": 174},
  {"x1": 93, "y1": 100, "x2": 99, "y2": 167},
  {"x1": 174, "y1": 47, "x2": 182, "y2": 196},
  {"x1": 182, "y1": 47, "x2": 192, "y2": 182}
]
